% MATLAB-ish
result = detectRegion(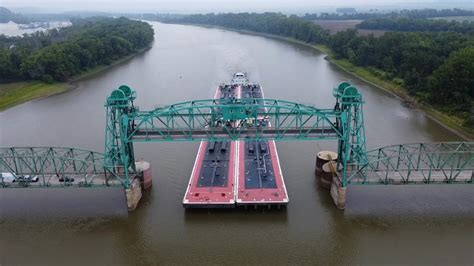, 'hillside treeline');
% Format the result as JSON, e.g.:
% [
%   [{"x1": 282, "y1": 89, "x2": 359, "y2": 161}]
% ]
[
  {"x1": 164, "y1": 13, "x2": 473, "y2": 126},
  {"x1": 0, "y1": 17, "x2": 154, "y2": 82}
]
